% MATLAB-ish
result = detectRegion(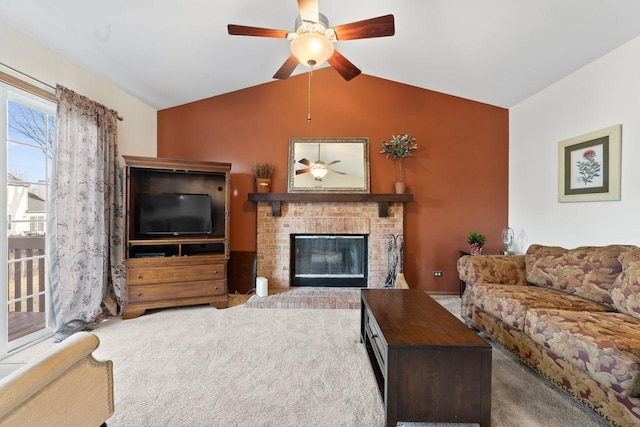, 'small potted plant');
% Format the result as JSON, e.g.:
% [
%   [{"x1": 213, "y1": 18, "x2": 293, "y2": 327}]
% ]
[
  {"x1": 252, "y1": 162, "x2": 275, "y2": 193},
  {"x1": 467, "y1": 230, "x2": 487, "y2": 255},
  {"x1": 380, "y1": 133, "x2": 418, "y2": 194}
]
